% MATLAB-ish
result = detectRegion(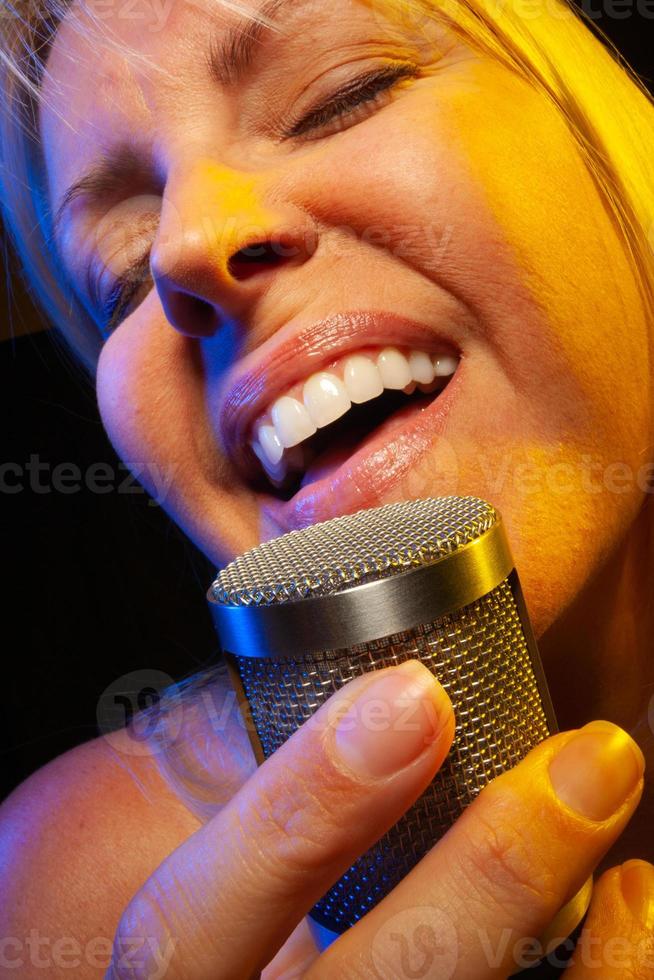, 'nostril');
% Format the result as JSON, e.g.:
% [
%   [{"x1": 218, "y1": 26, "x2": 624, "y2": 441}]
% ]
[
  {"x1": 168, "y1": 292, "x2": 219, "y2": 337},
  {"x1": 188, "y1": 295, "x2": 216, "y2": 329},
  {"x1": 228, "y1": 238, "x2": 302, "y2": 281}
]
